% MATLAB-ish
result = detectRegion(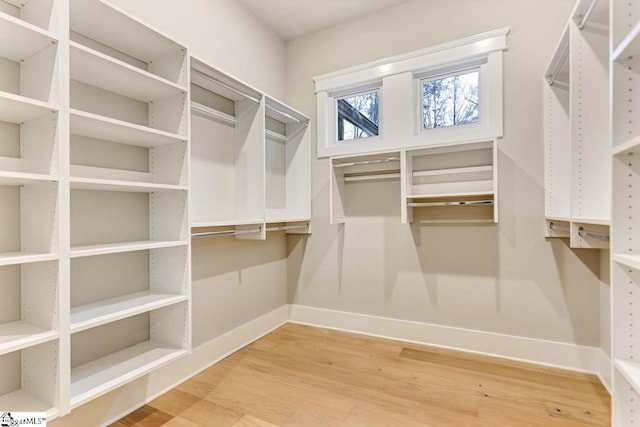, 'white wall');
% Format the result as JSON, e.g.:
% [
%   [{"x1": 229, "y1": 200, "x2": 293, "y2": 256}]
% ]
[
  {"x1": 109, "y1": 0, "x2": 286, "y2": 98},
  {"x1": 286, "y1": 0, "x2": 603, "y2": 347}
]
